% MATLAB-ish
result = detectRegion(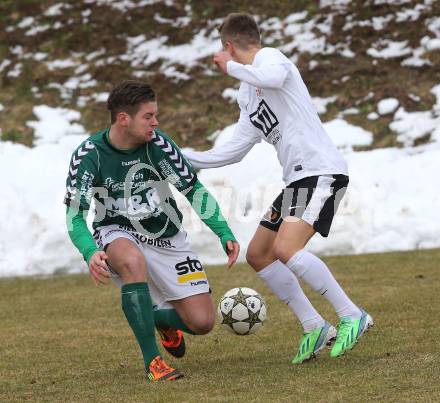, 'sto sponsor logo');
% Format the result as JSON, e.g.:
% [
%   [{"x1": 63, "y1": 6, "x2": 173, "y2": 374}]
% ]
[{"x1": 175, "y1": 256, "x2": 206, "y2": 284}]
